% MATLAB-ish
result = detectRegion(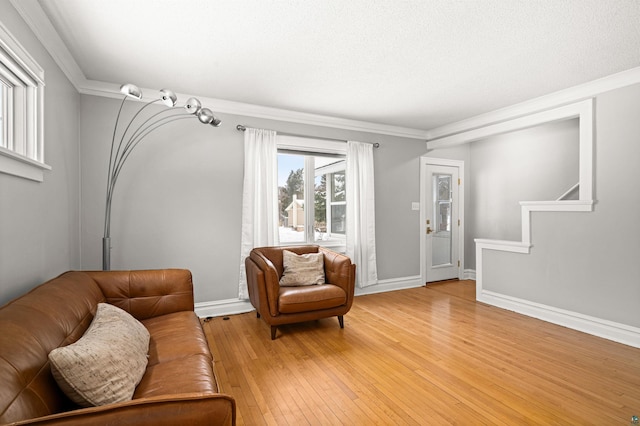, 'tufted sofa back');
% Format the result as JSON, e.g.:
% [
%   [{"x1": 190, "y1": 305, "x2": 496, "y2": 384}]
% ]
[
  {"x1": 85, "y1": 269, "x2": 194, "y2": 320},
  {"x1": 0, "y1": 272, "x2": 104, "y2": 423},
  {"x1": 0, "y1": 269, "x2": 195, "y2": 424}
]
